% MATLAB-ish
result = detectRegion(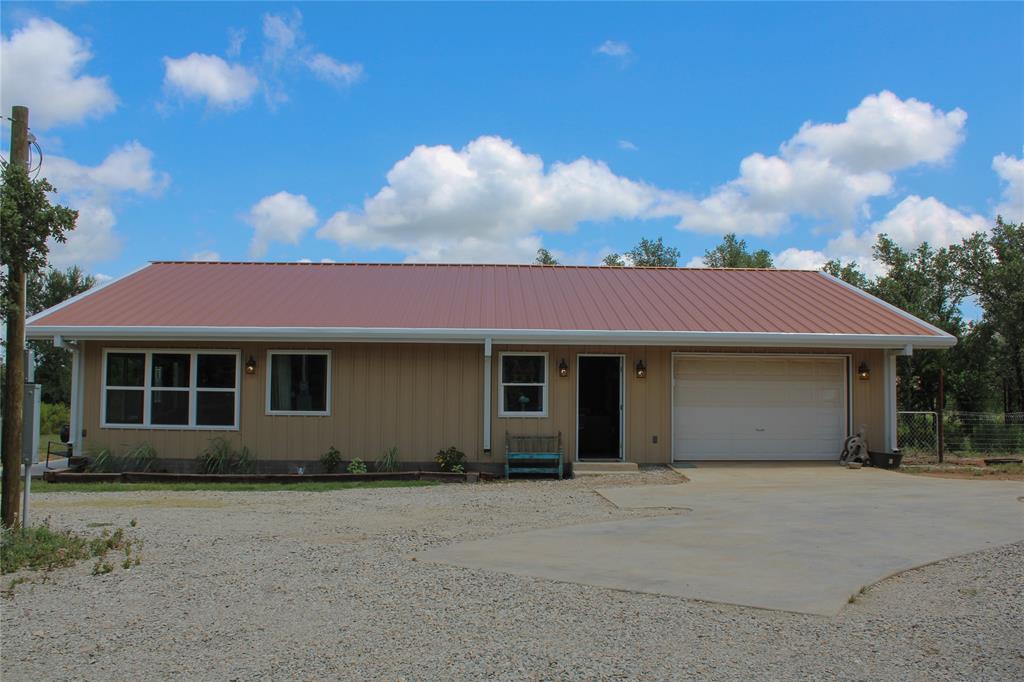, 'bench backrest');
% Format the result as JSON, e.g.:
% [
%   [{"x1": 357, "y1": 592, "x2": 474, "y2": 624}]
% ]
[{"x1": 506, "y1": 432, "x2": 562, "y2": 455}]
